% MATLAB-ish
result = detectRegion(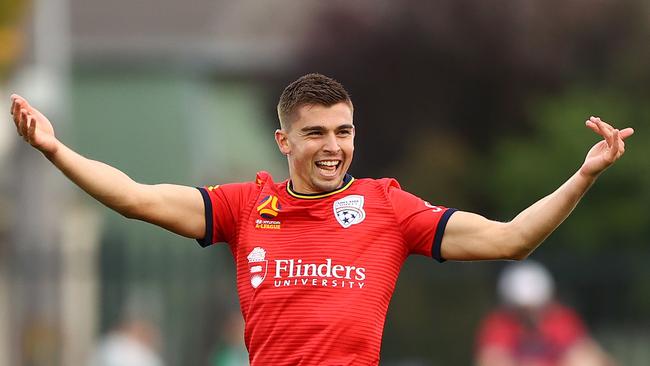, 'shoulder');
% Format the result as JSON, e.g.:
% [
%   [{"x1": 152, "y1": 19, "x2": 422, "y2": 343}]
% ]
[
  {"x1": 352, "y1": 177, "x2": 432, "y2": 212},
  {"x1": 235, "y1": 171, "x2": 278, "y2": 190},
  {"x1": 203, "y1": 171, "x2": 276, "y2": 198},
  {"x1": 544, "y1": 302, "x2": 584, "y2": 324},
  {"x1": 254, "y1": 171, "x2": 274, "y2": 187},
  {"x1": 485, "y1": 309, "x2": 518, "y2": 324},
  {"x1": 541, "y1": 302, "x2": 587, "y2": 342},
  {"x1": 353, "y1": 177, "x2": 402, "y2": 193},
  {"x1": 256, "y1": 171, "x2": 289, "y2": 196},
  {"x1": 476, "y1": 308, "x2": 521, "y2": 347}
]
